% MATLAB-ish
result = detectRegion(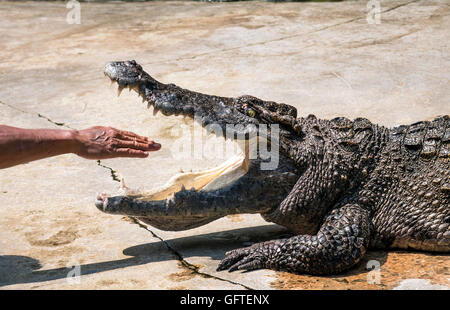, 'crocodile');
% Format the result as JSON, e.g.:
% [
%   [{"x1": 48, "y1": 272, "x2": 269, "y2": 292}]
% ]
[{"x1": 96, "y1": 60, "x2": 449, "y2": 275}]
